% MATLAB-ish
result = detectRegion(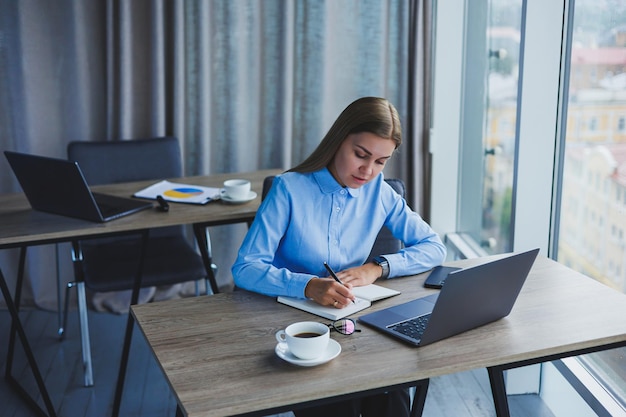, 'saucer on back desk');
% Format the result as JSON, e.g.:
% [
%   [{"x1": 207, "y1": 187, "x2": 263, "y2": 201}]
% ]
[{"x1": 220, "y1": 190, "x2": 257, "y2": 204}]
